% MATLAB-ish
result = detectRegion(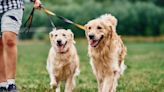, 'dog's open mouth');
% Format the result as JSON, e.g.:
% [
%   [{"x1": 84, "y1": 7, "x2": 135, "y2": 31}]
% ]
[
  {"x1": 57, "y1": 42, "x2": 67, "y2": 52},
  {"x1": 89, "y1": 36, "x2": 103, "y2": 47}
]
